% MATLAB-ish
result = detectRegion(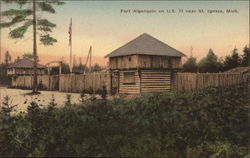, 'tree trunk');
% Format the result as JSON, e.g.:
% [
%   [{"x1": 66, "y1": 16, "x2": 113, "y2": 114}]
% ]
[
  {"x1": 0, "y1": 0, "x2": 2, "y2": 64},
  {"x1": 32, "y1": 0, "x2": 38, "y2": 93}
]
